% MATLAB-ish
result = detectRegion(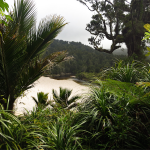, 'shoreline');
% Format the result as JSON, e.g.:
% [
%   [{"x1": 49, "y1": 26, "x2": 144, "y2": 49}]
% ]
[{"x1": 14, "y1": 76, "x2": 89, "y2": 116}]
